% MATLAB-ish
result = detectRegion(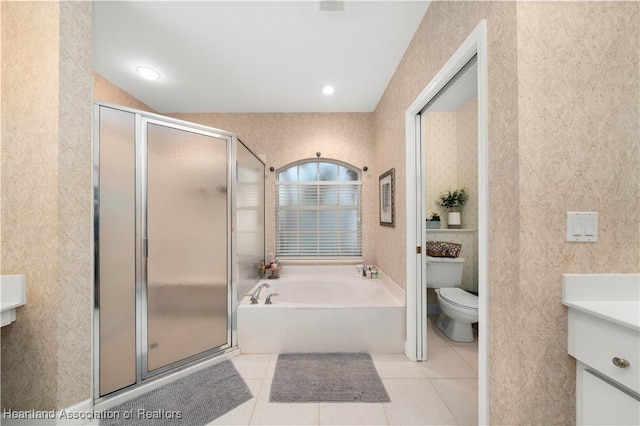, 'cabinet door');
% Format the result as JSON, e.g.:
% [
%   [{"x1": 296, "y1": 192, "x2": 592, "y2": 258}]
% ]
[{"x1": 580, "y1": 368, "x2": 640, "y2": 425}]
